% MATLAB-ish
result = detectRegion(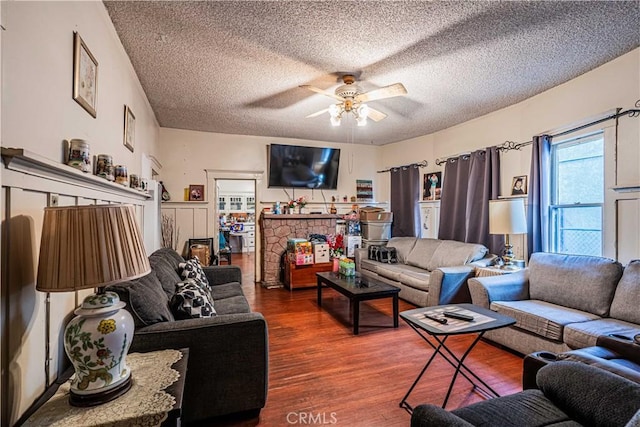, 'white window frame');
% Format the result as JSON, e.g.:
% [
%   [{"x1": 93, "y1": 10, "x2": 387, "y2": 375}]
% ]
[{"x1": 549, "y1": 131, "x2": 604, "y2": 256}]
